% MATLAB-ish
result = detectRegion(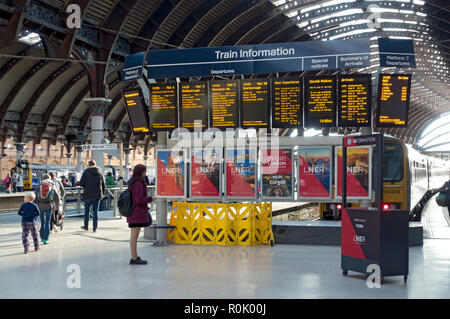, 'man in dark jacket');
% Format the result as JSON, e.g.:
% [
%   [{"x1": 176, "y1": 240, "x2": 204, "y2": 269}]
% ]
[
  {"x1": 439, "y1": 179, "x2": 450, "y2": 217},
  {"x1": 79, "y1": 160, "x2": 106, "y2": 232}
]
